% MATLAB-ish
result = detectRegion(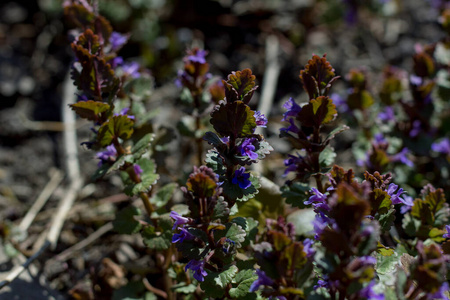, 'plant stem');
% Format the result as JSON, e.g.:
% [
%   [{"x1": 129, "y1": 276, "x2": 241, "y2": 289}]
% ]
[{"x1": 139, "y1": 191, "x2": 154, "y2": 218}]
